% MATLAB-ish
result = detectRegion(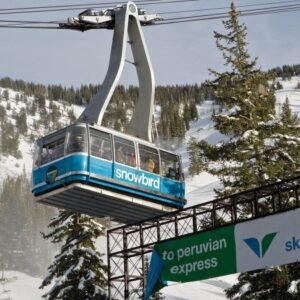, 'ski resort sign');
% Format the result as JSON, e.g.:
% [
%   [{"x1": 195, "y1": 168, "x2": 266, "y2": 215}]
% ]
[{"x1": 144, "y1": 207, "x2": 300, "y2": 299}]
